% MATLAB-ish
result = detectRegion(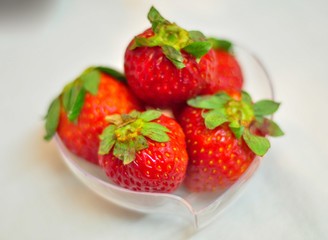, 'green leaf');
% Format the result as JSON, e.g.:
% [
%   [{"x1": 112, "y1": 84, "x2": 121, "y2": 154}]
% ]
[
  {"x1": 95, "y1": 66, "x2": 127, "y2": 84},
  {"x1": 229, "y1": 120, "x2": 240, "y2": 128},
  {"x1": 121, "y1": 113, "x2": 135, "y2": 122},
  {"x1": 99, "y1": 125, "x2": 116, "y2": 140},
  {"x1": 147, "y1": 6, "x2": 169, "y2": 32},
  {"x1": 241, "y1": 91, "x2": 252, "y2": 105},
  {"x1": 113, "y1": 141, "x2": 128, "y2": 161},
  {"x1": 130, "y1": 36, "x2": 161, "y2": 50},
  {"x1": 214, "y1": 91, "x2": 233, "y2": 101},
  {"x1": 128, "y1": 110, "x2": 140, "y2": 119},
  {"x1": 44, "y1": 97, "x2": 61, "y2": 140},
  {"x1": 112, "y1": 139, "x2": 137, "y2": 164},
  {"x1": 188, "y1": 31, "x2": 207, "y2": 42},
  {"x1": 141, "y1": 129, "x2": 170, "y2": 142},
  {"x1": 135, "y1": 135, "x2": 149, "y2": 151},
  {"x1": 253, "y1": 100, "x2": 280, "y2": 116},
  {"x1": 161, "y1": 45, "x2": 185, "y2": 69},
  {"x1": 255, "y1": 115, "x2": 264, "y2": 122},
  {"x1": 62, "y1": 82, "x2": 75, "y2": 112},
  {"x1": 123, "y1": 141, "x2": 136, "y2": 165},
  {"x1": 255, "y1": 118, "x2": 284, "y2": 137},
  {"x1": 243, "y1": 129, "x2": 271, "y2": 156},
  {"x1": 98, "y1": 137, "x2": 116, "y2": 155},
  {"x1": 140, "y1": 110, "x2": 162, "y2": 122},
  {"x1": 201, "y1": 107, "x2": 225, "y2": 119},
  {"x1": 266, "y1": 119, "x2": 284, "y2": 137},
  {"x1": 67, "y1": 84, "x2": 86, "y2": 122},
  {"x1": 141, "y1": 122, "x2": 170, "y2": 142},
  {"x1": 208, "y1": 38, "x2": 232, "y2": 52},
  {"x1": 62, "y1": 81, "x2": 86, "y2": 122},
  {"x1": 148, "y1": 6, "x2": 161, "y2": 23},
  {"x1": 230, "y1": 126, "x2": 244, "y2": 139},
  {"x1": 183, "y1": 41, "x2": 212, "y2": 59},
  {"x1": 203, "y1": 110, "x2": 229, "y2": 130},
  {"x1": 80, "y1": 69, "x2": 101, "y2": 95},
  {"x1": 187, "y1": 94, "x2": 229, "y2": 109},
  {"x1": 105, "y1": 114, "x2": 123, "y2": 126},
  {"x1": 143, "y1": 122, "x2": 171, "y2": 133}
]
